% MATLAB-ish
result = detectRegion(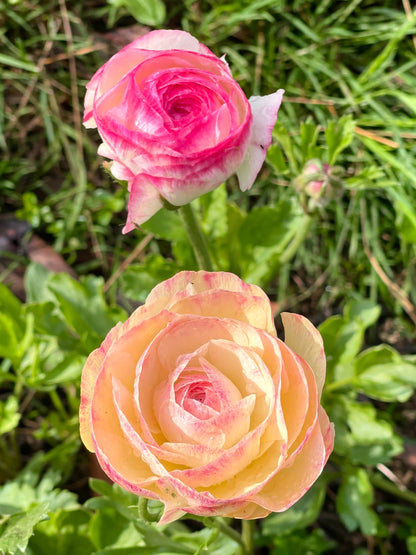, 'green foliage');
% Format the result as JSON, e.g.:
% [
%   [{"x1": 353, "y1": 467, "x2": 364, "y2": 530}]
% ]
[
  {"x1": 108, "y1": 0, "x2": 166, "y2": 26},
  {"x1": 336, "y1": 468, "x2": 380, "y2": 536}
]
